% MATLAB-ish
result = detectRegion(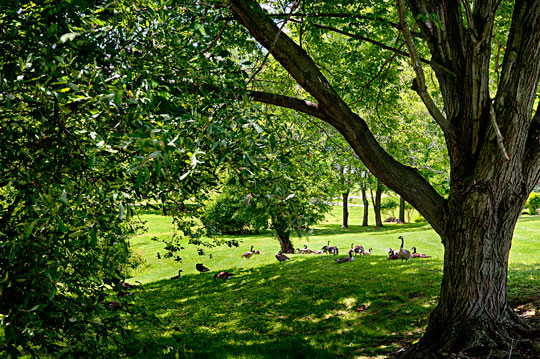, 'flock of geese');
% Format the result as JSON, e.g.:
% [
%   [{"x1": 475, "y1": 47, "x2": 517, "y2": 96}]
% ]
[{"x1": 167, "y1": 235, "x2": 430, "y2": 283}]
